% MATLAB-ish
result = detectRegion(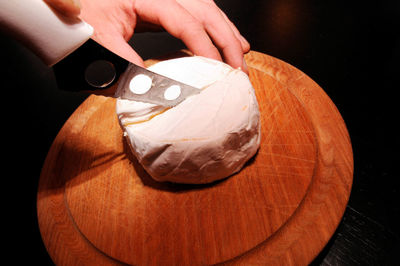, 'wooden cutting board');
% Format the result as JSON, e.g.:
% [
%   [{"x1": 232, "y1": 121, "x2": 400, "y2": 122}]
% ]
[{"x1": 37, "y1": 51, "x2": 353, "y2": 265}]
